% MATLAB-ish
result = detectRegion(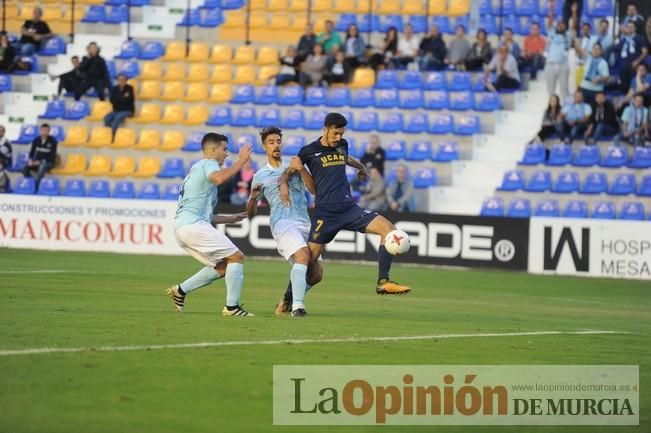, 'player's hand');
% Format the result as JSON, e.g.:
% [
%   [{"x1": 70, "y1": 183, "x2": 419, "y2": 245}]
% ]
[
  {"x1": 249, "y1": 184, "x2": 262, "y2": 201},
  {"x1": 279, "y1": 181, "x2": 291, "y2": 207},
  {"x1": 238, "y1": 143, "x2": 252, "y2": 164},
  {"x1": 229, "y1": 212, "x2": 248, "y2": 223},
  {"x1": 289, "y1": 156, "x2": 304, "y2": 172},
  {"x1": 357, "y1": 168, "x2": 369, "y2": 182}
]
